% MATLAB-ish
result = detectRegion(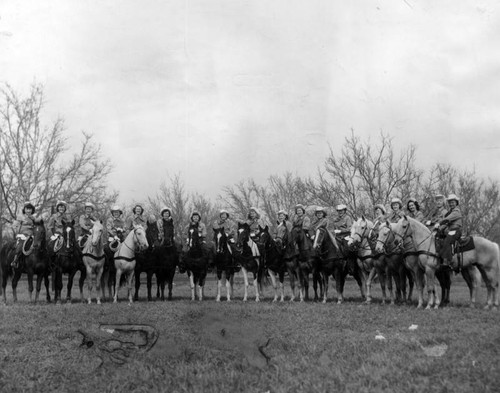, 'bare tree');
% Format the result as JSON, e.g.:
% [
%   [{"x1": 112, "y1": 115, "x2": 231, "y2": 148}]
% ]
[
  {"x1": 0, "y1": 83, "x2": 117, "y2": 225},
  {"x1": 309, "y1": 131, "x2": 421, "y2": 218}
]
